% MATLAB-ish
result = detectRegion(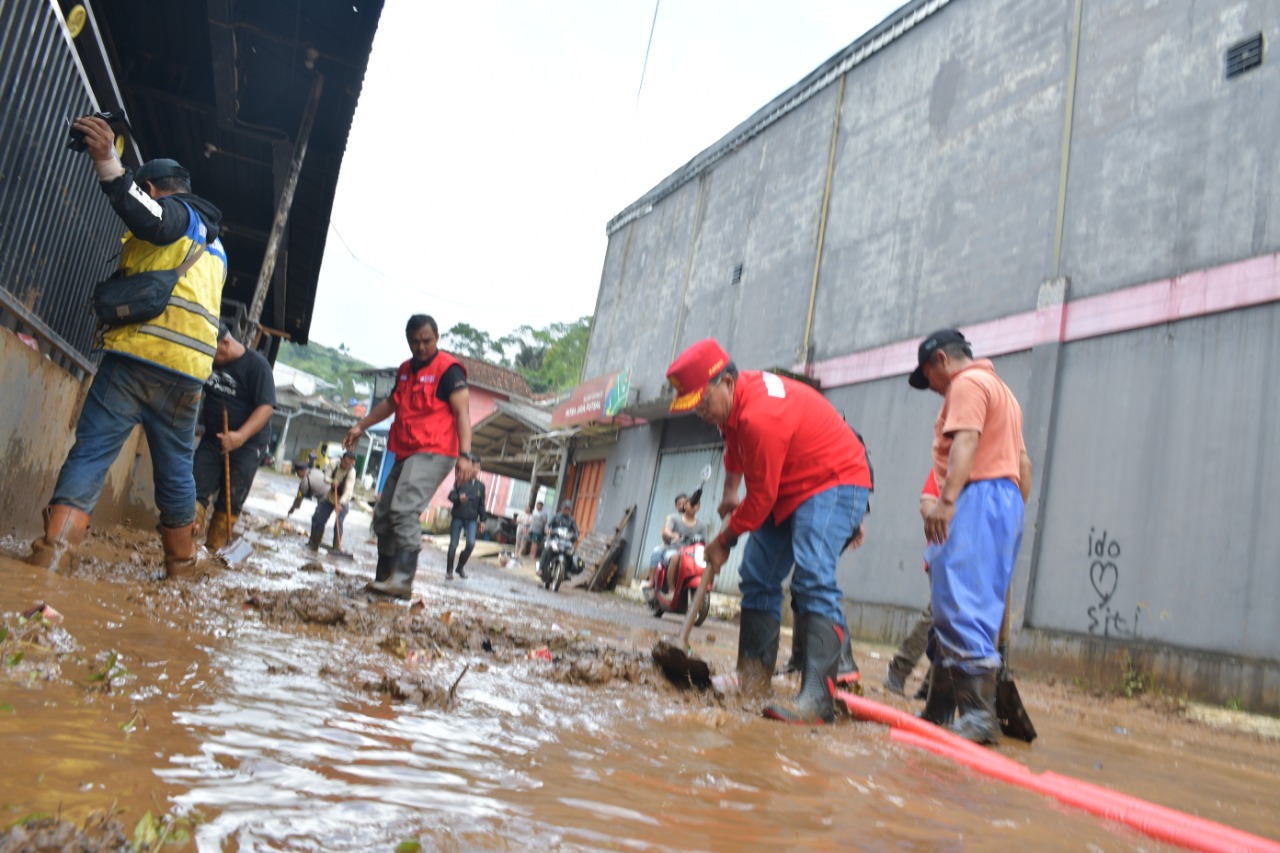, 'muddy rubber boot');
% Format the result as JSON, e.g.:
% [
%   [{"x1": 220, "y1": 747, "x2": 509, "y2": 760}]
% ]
[
  {"x1": 361, "y1": 552, "x2": 395, "y2": 590},
  {"x1": 782, "y1": 605, "x2": 805, "y2": 675},
  {"x1": 455, "y1": 552, "x2": 468, "y2": 580},
  {"x1": 193, "y1": 502, "x2": 208, "y2": 539},
  {"x1": 736, "y1": 609, "x2": 781, "y2": 698},
  {"x1": 919, "y1": 665, "x2": 956, "y2": 727},
  {"x1": 307, "y1": 521, "x2": 324, "y2": 552},
  {"x1": 883, "y1": 668, "x2": 908, "y2": 697},
  {"x1": 25, "y1": 505, "x2": 90, "y2": 571},
  {"x1": 160, "y1": 522, "x2": 206, "y2": 580},
  {"x1": 950, "y1": 668, "x2": 1000, "y2": 745},
  {"x1": 367, "y1": 549, "x2": 419, "y2": 600},
  {"x1": 912, "y1": 667, "x2": 932, "y2": 701},
  {"x1": 836, "y1": 630, "x2": 861, "y2": 694},
  {"x1": 205, "y1": 510, "x2": 231, "y2": 551},
  {"x1": 763, "y1": 614, "x2": 842, "y2": 725},
  {"x1": 445, "y1": 555, "x2": 455, "y2": 580}
]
